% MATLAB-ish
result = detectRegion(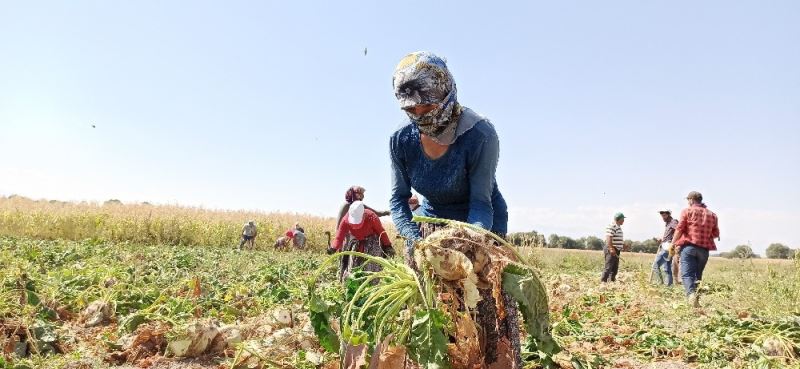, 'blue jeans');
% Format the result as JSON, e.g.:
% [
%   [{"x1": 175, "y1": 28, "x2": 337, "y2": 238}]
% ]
[
  {"x1": 679, "y1": 244, "x2": 709, "y2": 295},
  {"x1": 652, "y1": 248, "x2": 673, "y2": 286}
]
